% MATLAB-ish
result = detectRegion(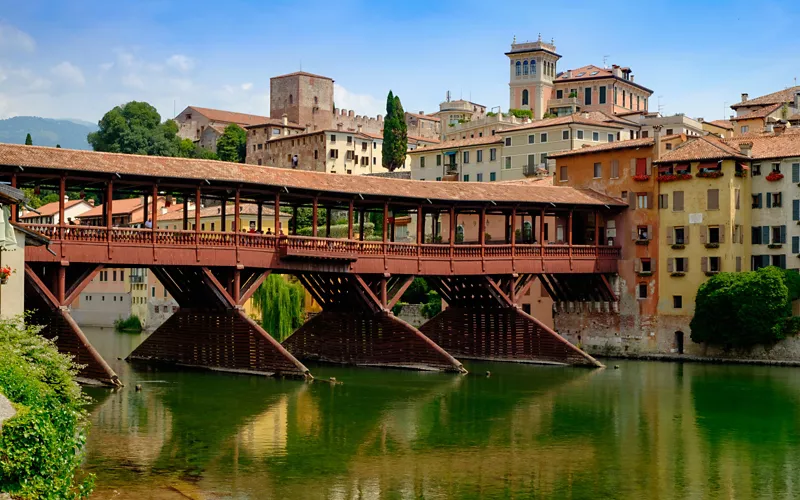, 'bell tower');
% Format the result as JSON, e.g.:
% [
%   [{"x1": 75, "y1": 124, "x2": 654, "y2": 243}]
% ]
[{"x1": 506, "y1": 34, "x2": 561, "y2": 119}]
